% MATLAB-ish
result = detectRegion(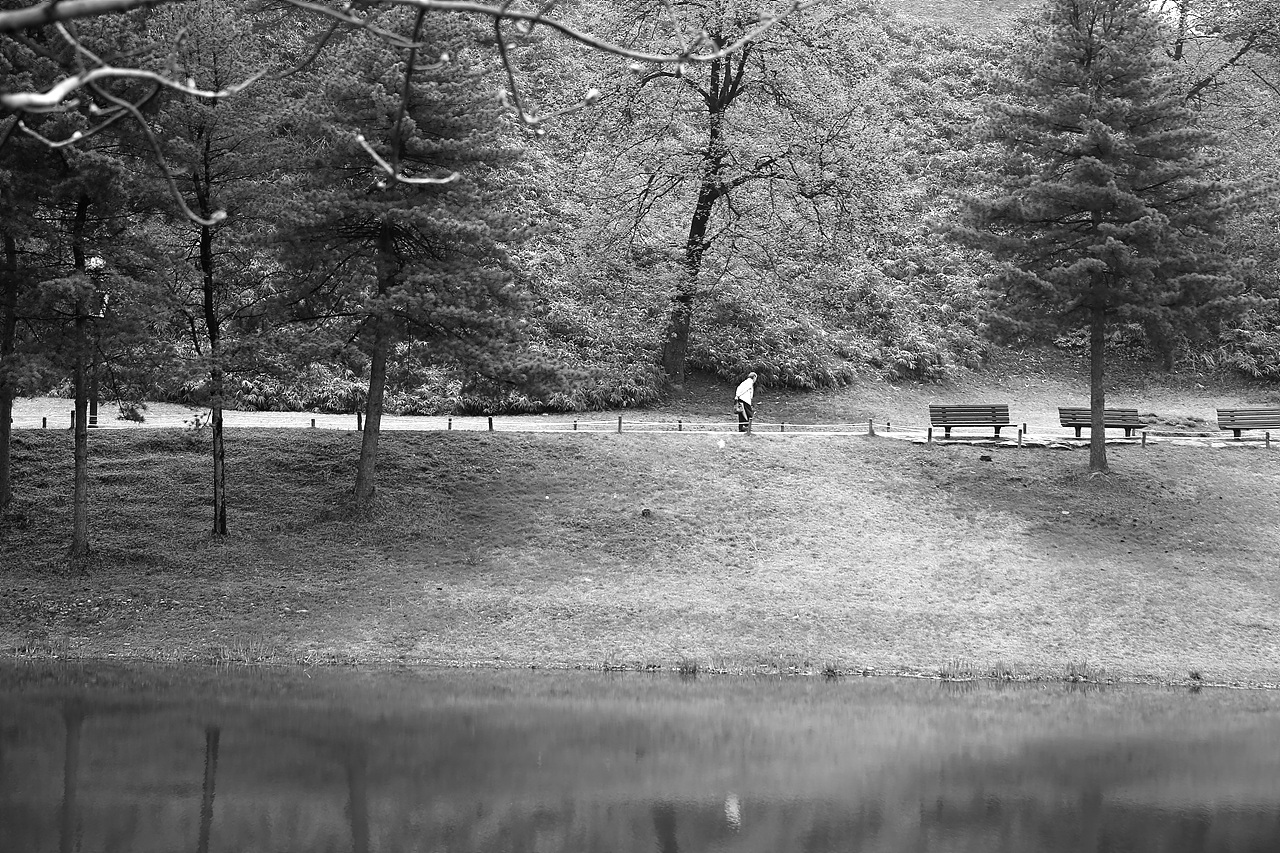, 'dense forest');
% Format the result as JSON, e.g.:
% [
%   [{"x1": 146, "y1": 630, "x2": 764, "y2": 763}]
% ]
[{"x1": 1, "y1": 0, "x2": 1278, "y2": 542}]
